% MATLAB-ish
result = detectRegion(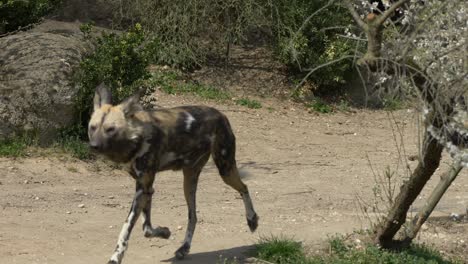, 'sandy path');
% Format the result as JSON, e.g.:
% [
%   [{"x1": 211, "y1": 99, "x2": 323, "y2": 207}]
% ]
[{"x1": 1, "y1": 93, "x2": 466, "y2": 263}]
